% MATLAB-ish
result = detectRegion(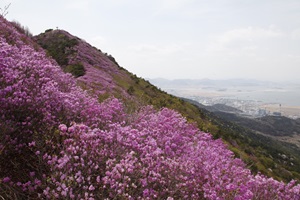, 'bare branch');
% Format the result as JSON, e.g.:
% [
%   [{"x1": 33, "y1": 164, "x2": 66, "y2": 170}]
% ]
[{"x1": 0, "y1": 2, "x2": 11, "y2": 17}]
